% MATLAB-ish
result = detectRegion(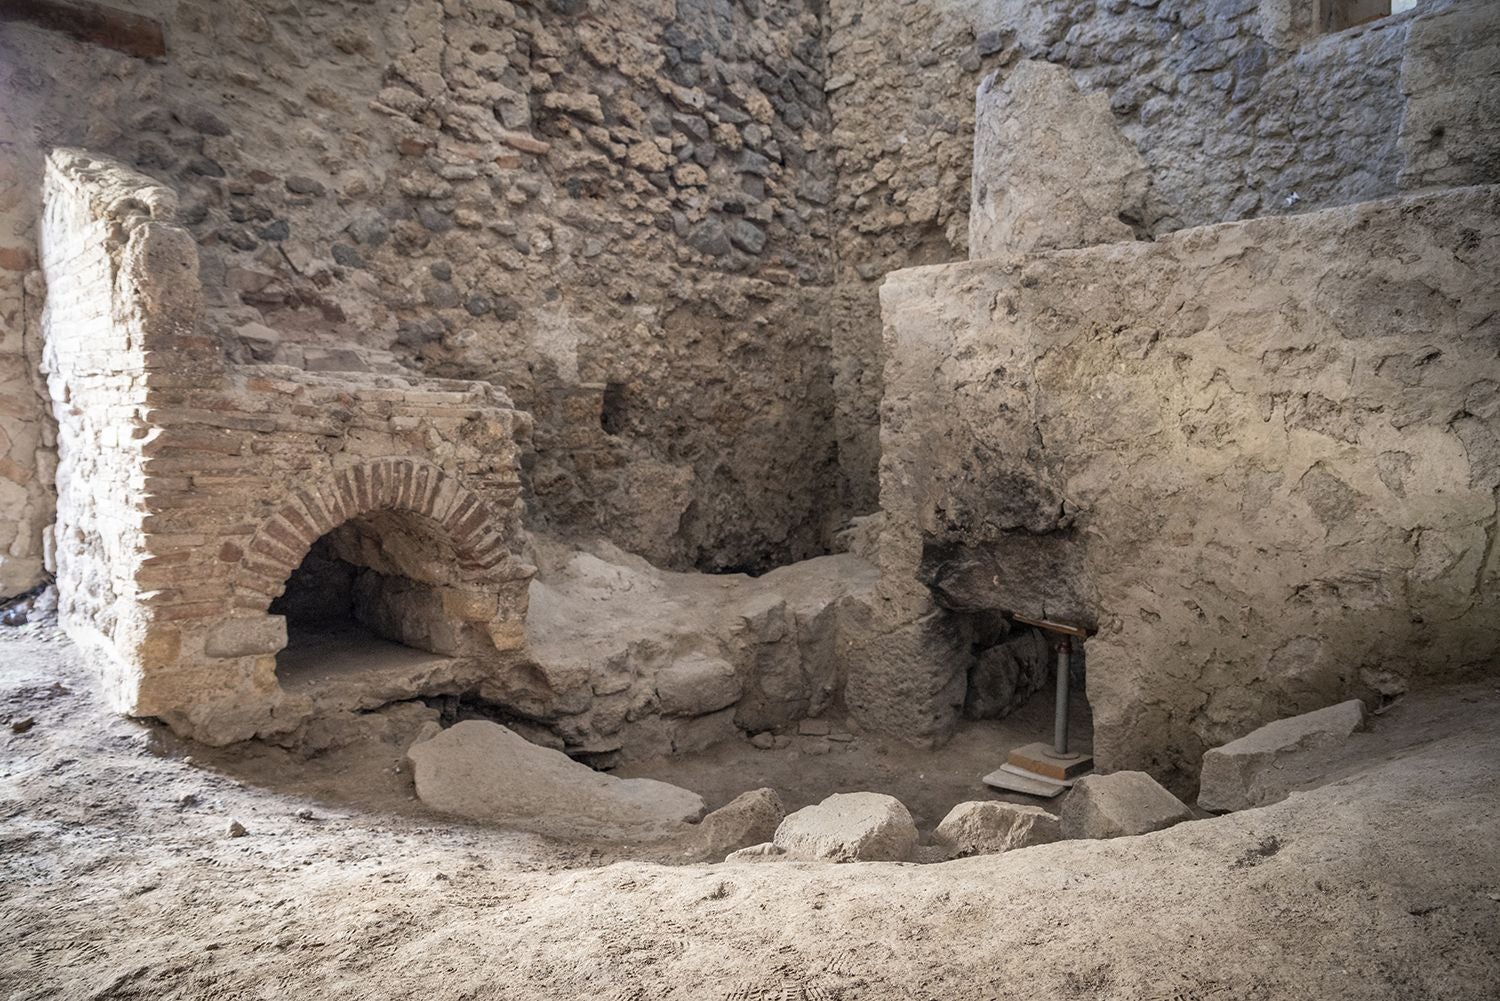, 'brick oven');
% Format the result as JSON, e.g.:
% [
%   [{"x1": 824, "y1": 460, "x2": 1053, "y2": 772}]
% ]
[{"x1": 38, "y1": 149, "x2": 534, "y2": 744}]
